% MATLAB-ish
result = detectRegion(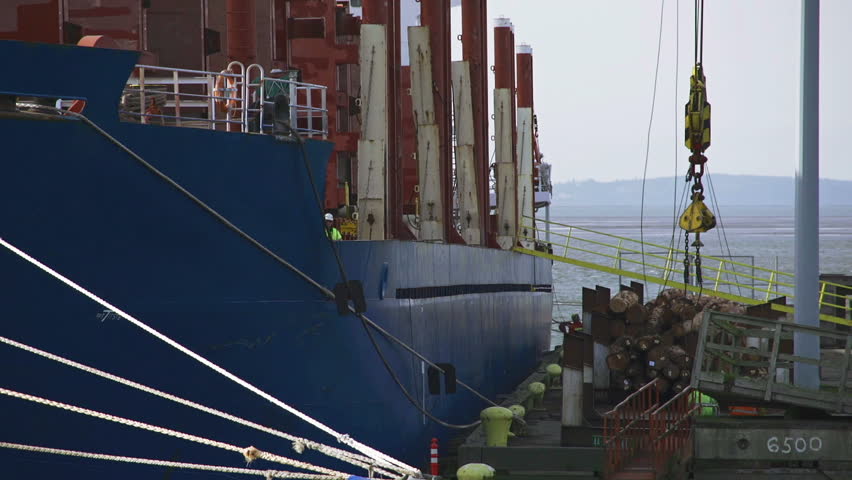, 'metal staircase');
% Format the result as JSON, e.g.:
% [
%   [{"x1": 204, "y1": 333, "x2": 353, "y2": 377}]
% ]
[{"x1": 602, "y1": 378, "x2": 698, "y2": 480}]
